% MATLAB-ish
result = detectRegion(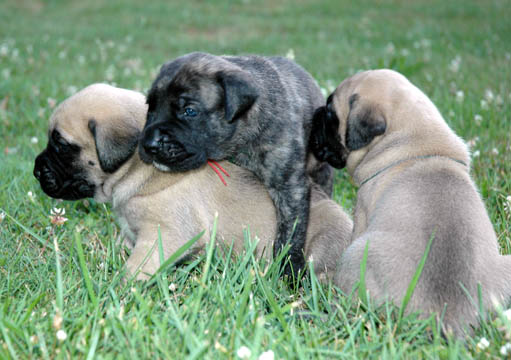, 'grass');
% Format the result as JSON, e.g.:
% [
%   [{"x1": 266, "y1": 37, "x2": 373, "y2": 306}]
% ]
[{"x1": 1, "y1": 0, "x2": 511, "y2": 357}]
